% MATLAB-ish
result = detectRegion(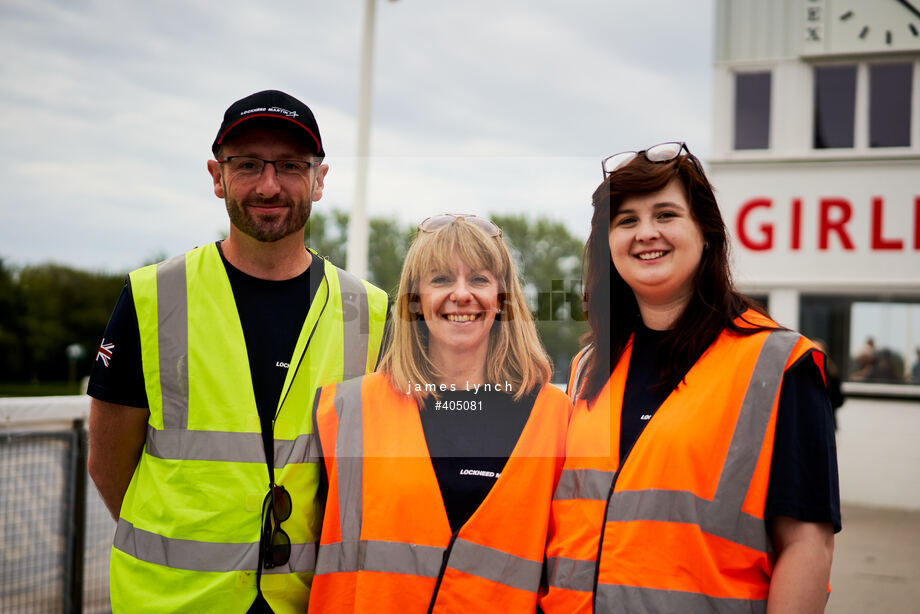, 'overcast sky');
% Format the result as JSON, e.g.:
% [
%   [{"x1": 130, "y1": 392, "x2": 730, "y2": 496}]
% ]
[{"x1": 0, "y1": 0, "x2": 714, "y2": 273}]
